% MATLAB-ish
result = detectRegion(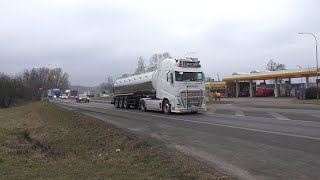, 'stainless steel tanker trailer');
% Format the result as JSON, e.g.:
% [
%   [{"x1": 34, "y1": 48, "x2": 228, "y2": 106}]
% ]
[{"x1": 112, "y1": 58, "x2": 207, "y2": 114}]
